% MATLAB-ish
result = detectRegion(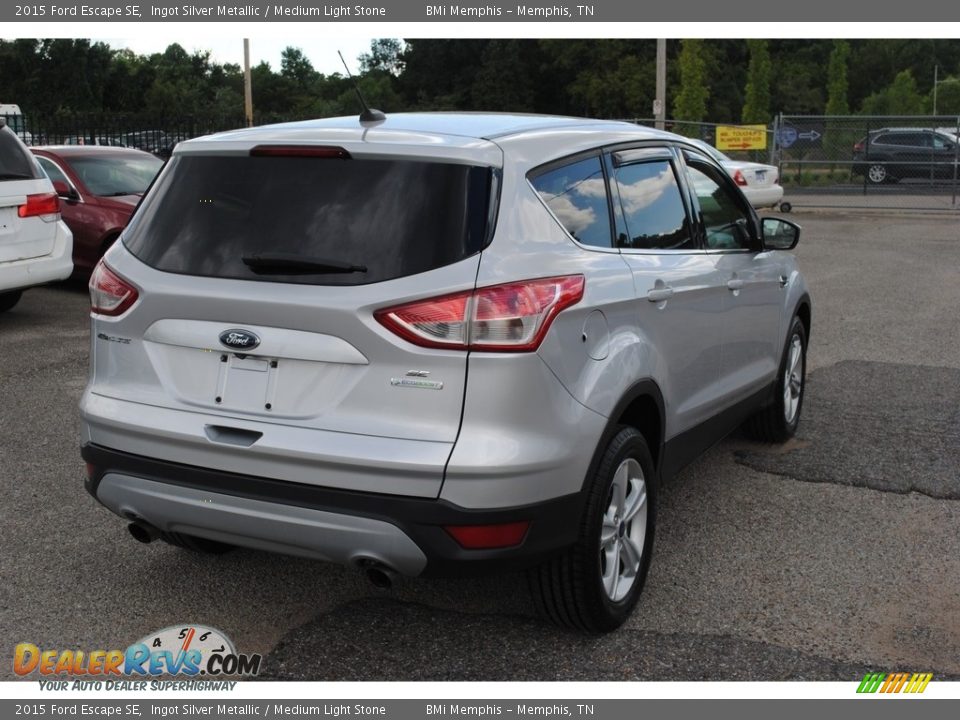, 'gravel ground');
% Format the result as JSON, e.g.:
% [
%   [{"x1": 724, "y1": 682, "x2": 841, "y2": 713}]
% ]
[{"x1": 1, "y1": 212, "x2": 958, "y2": 681}]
